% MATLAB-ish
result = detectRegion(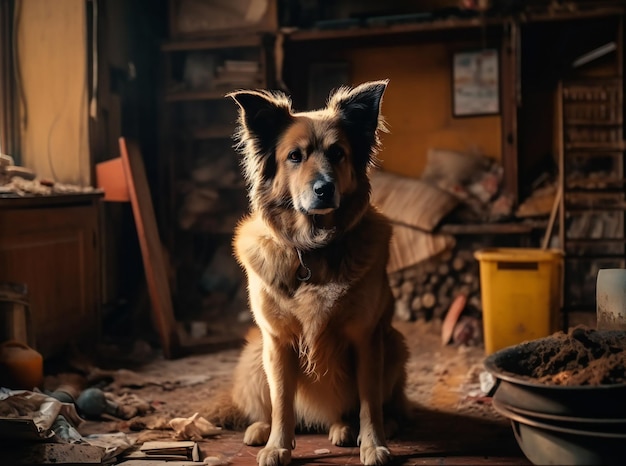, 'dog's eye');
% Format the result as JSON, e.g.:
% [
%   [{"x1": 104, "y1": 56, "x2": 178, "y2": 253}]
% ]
[
  {"x1": 327, "y1": 145, "x2": 345, "y2": 162},
  {"x1": 288, "y1": 149, "x2": 302, "y2": 163}
]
